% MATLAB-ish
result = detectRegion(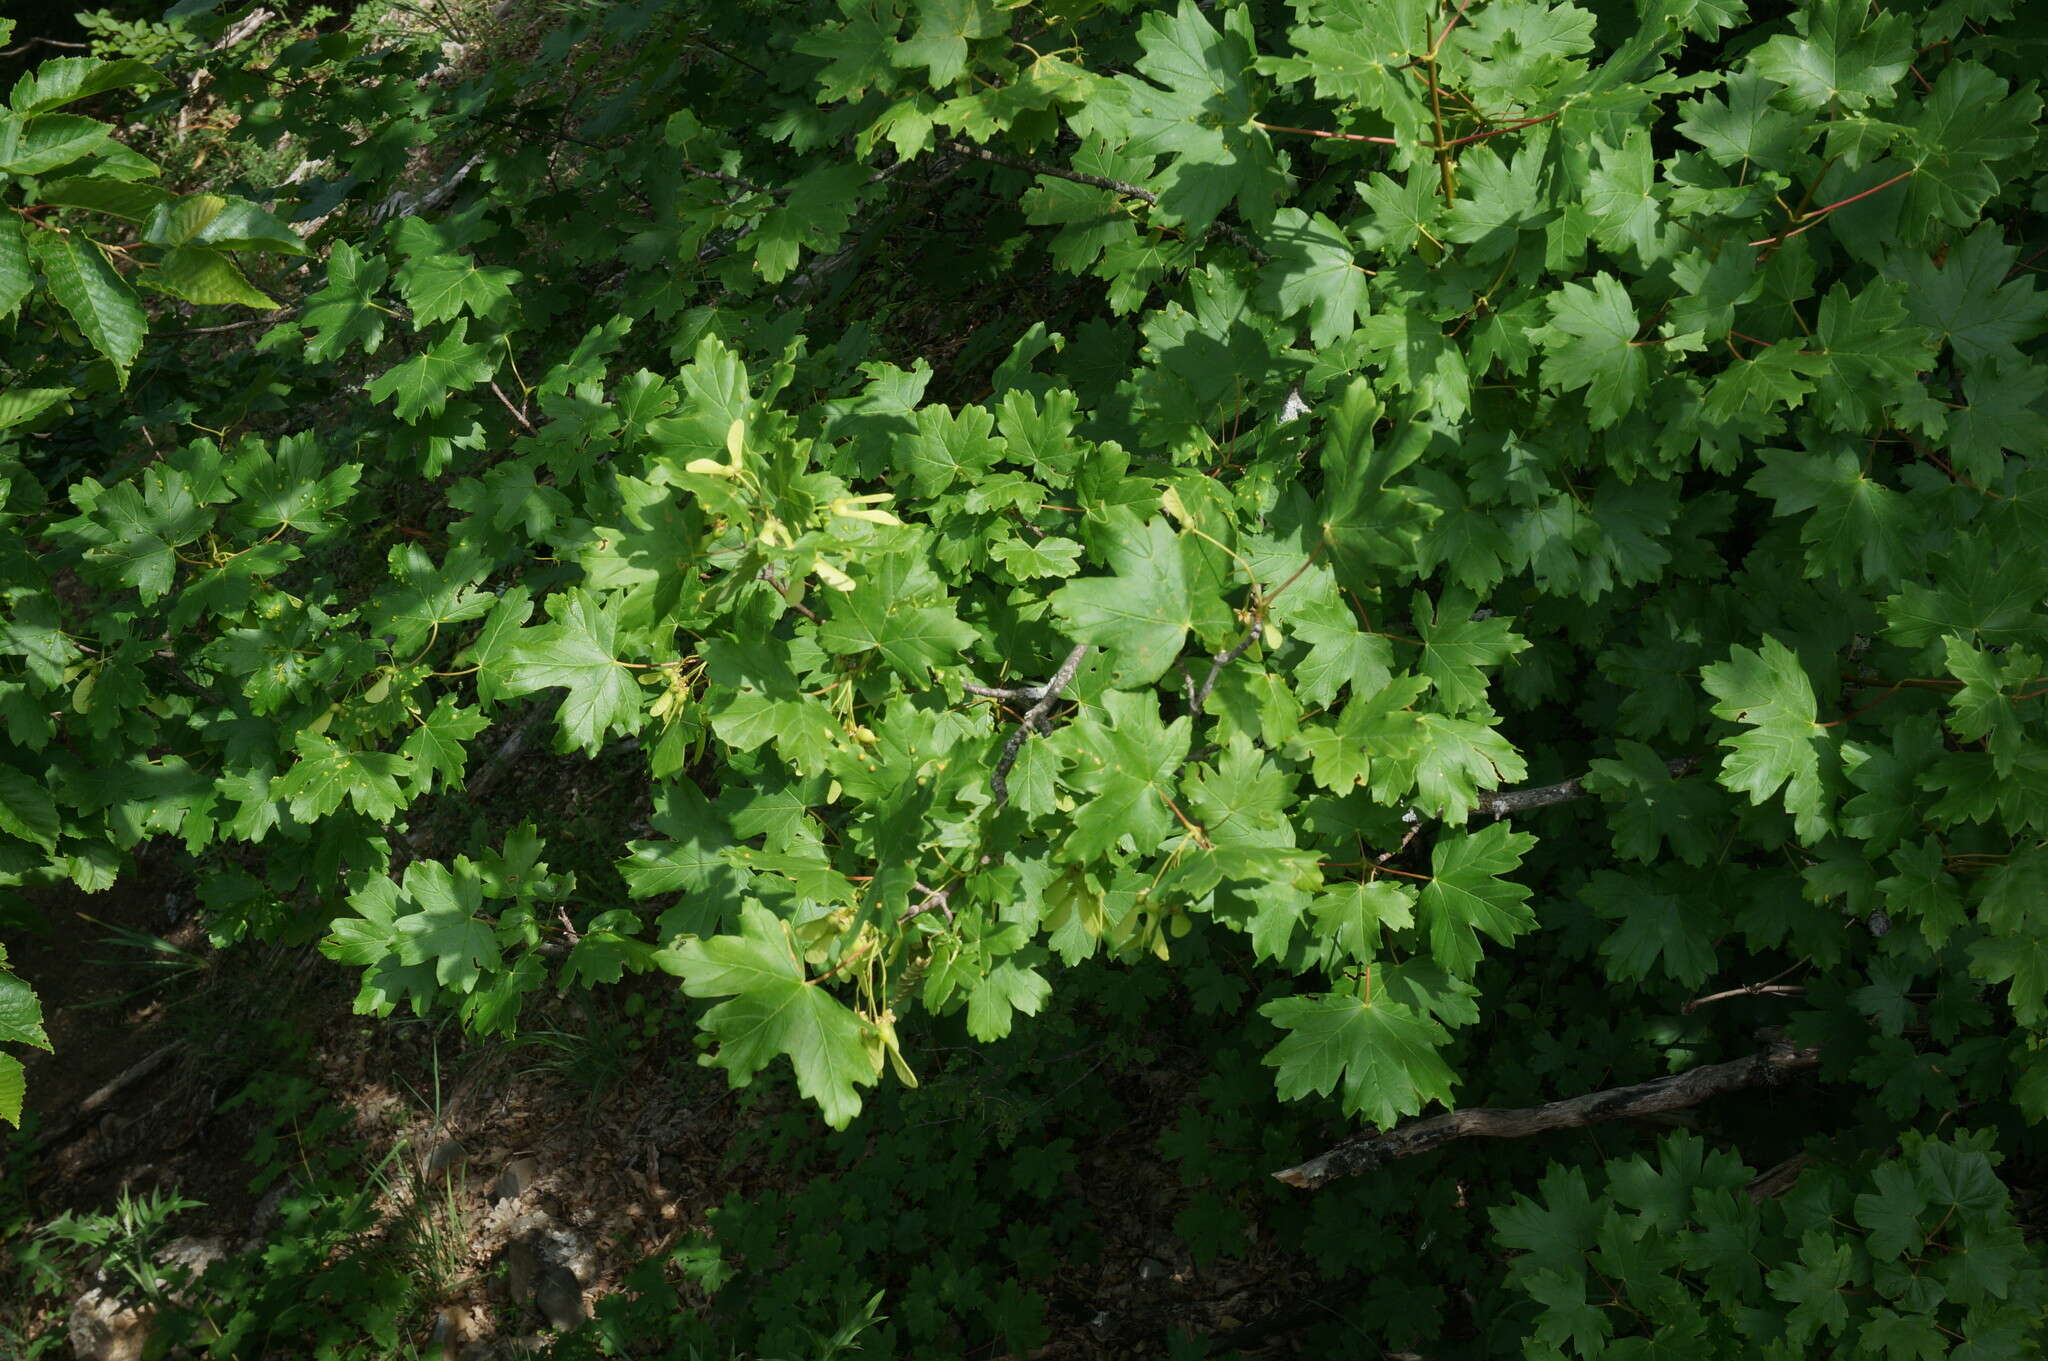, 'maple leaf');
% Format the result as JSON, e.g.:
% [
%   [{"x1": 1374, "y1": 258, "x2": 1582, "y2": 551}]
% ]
[
  {"x1": 392, "y1": 859, "x2": 499, "y2": 992},
  {"x1": 1260, "y1": 208, "x2": 1369, "y2": 348},
  {"x1": 1583, "y1": 131, "x2": 1666, "y2": 261},
  {"x1": 1050, "y1": 514, "x2": 1209, "y2": 689},
  {"x1": 1893, "y1": 226, "x2": 2048, "y2": 371},
  {"x1": 497, "y1": 588, "x2": 643, "y2": 754},
  {"x1": 673, "y1": 903, "x2": 880, "y2": 1130},
  {"x1": 275, "y1": 732, "x2": 412, "y2": 822},
  {"x1": 395, "y1": 250, "x2": 521, "y2": 326},
  {"x1": 1081, "y1": 0, "x2": 1284, "y2": 231},
  {"x1": 1750, "y1": 0, "x2": 1910, "y2": 113},
  {"x1": 1418, "y1": 822, "x2": 1537, "y2": 977},
  {"x1": 1412, "y1": 590, "x2": 1530, "y2": 713},
  {"x1": 1534, "y1": 273, "x2": 1646, "y2": 428},
  {"x1": 1748, "y1": 444, "x2": 1916, "y2": 584},
  {"x1": 1902, "y1": 62, "x2": 2042, "y2": 228},
  {"x1": 1701, "y1": 637, "x2": 1833, "y2": 843},
  {"x1": 1584, "y1": 869, "x2": 1718, "y2": 986},
  {"x1": 298, "y1": 241, "x2": 390, "y2": 360},
  {"x1": 1260, "y1": 989, "x2": 1457, "y2": 1127},
  {"x1": 1052, "y1": 688, "x2": 1192, "y2": 861},
  {"x1": 364, "y1": 319, "x2": 497, "y2": 422}
]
